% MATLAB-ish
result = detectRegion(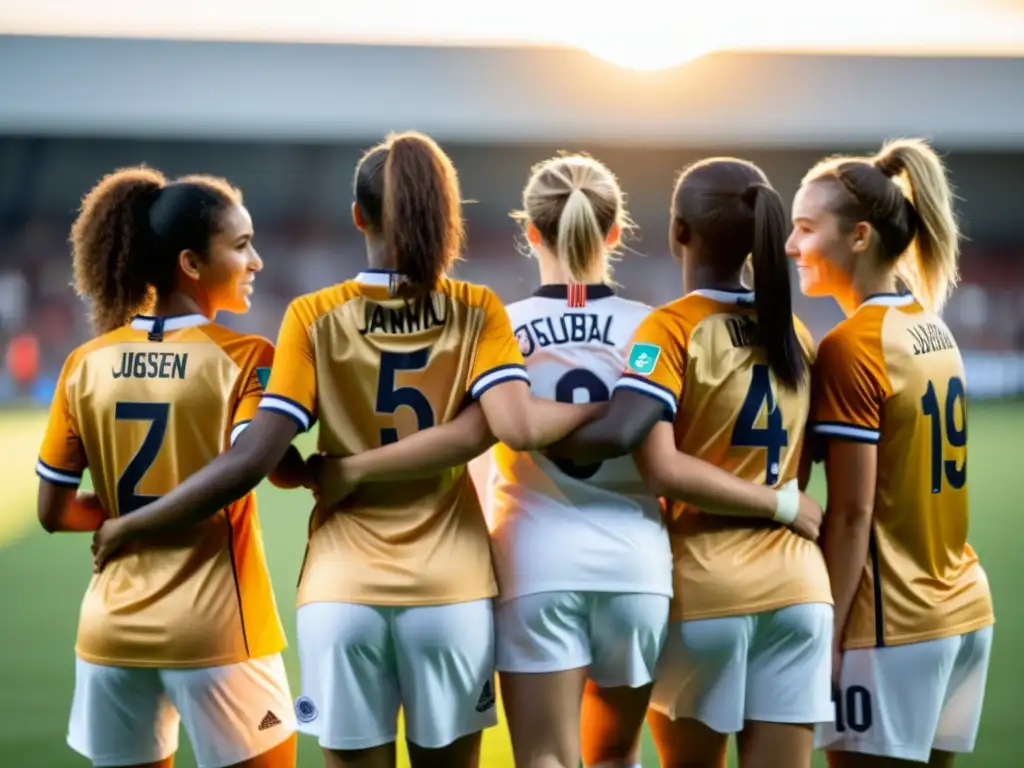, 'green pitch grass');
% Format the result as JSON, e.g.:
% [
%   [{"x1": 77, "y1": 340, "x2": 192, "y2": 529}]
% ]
[{"x1": 1, "y1": 402, "x2": 1020, "y2": 767}]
